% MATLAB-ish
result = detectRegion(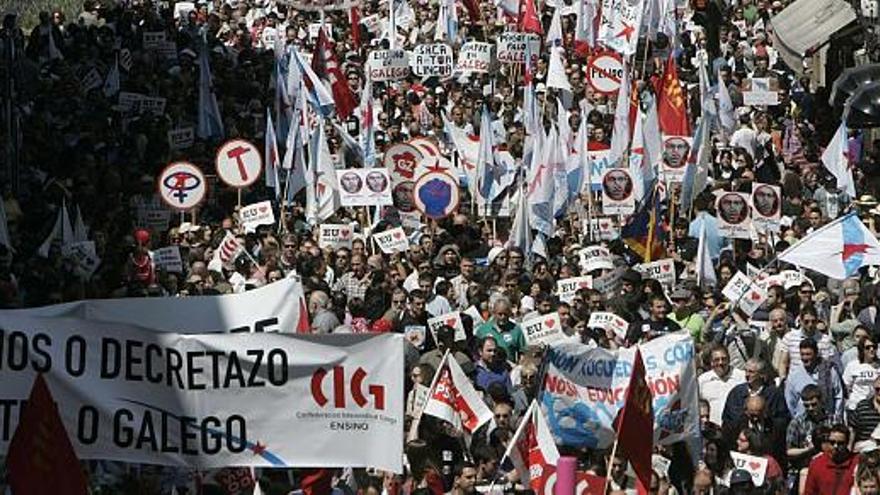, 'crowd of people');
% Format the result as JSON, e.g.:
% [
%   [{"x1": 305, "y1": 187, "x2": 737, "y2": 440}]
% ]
[{"x1": 2, "y1": 0, "x2": 880, "y2": 492}]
